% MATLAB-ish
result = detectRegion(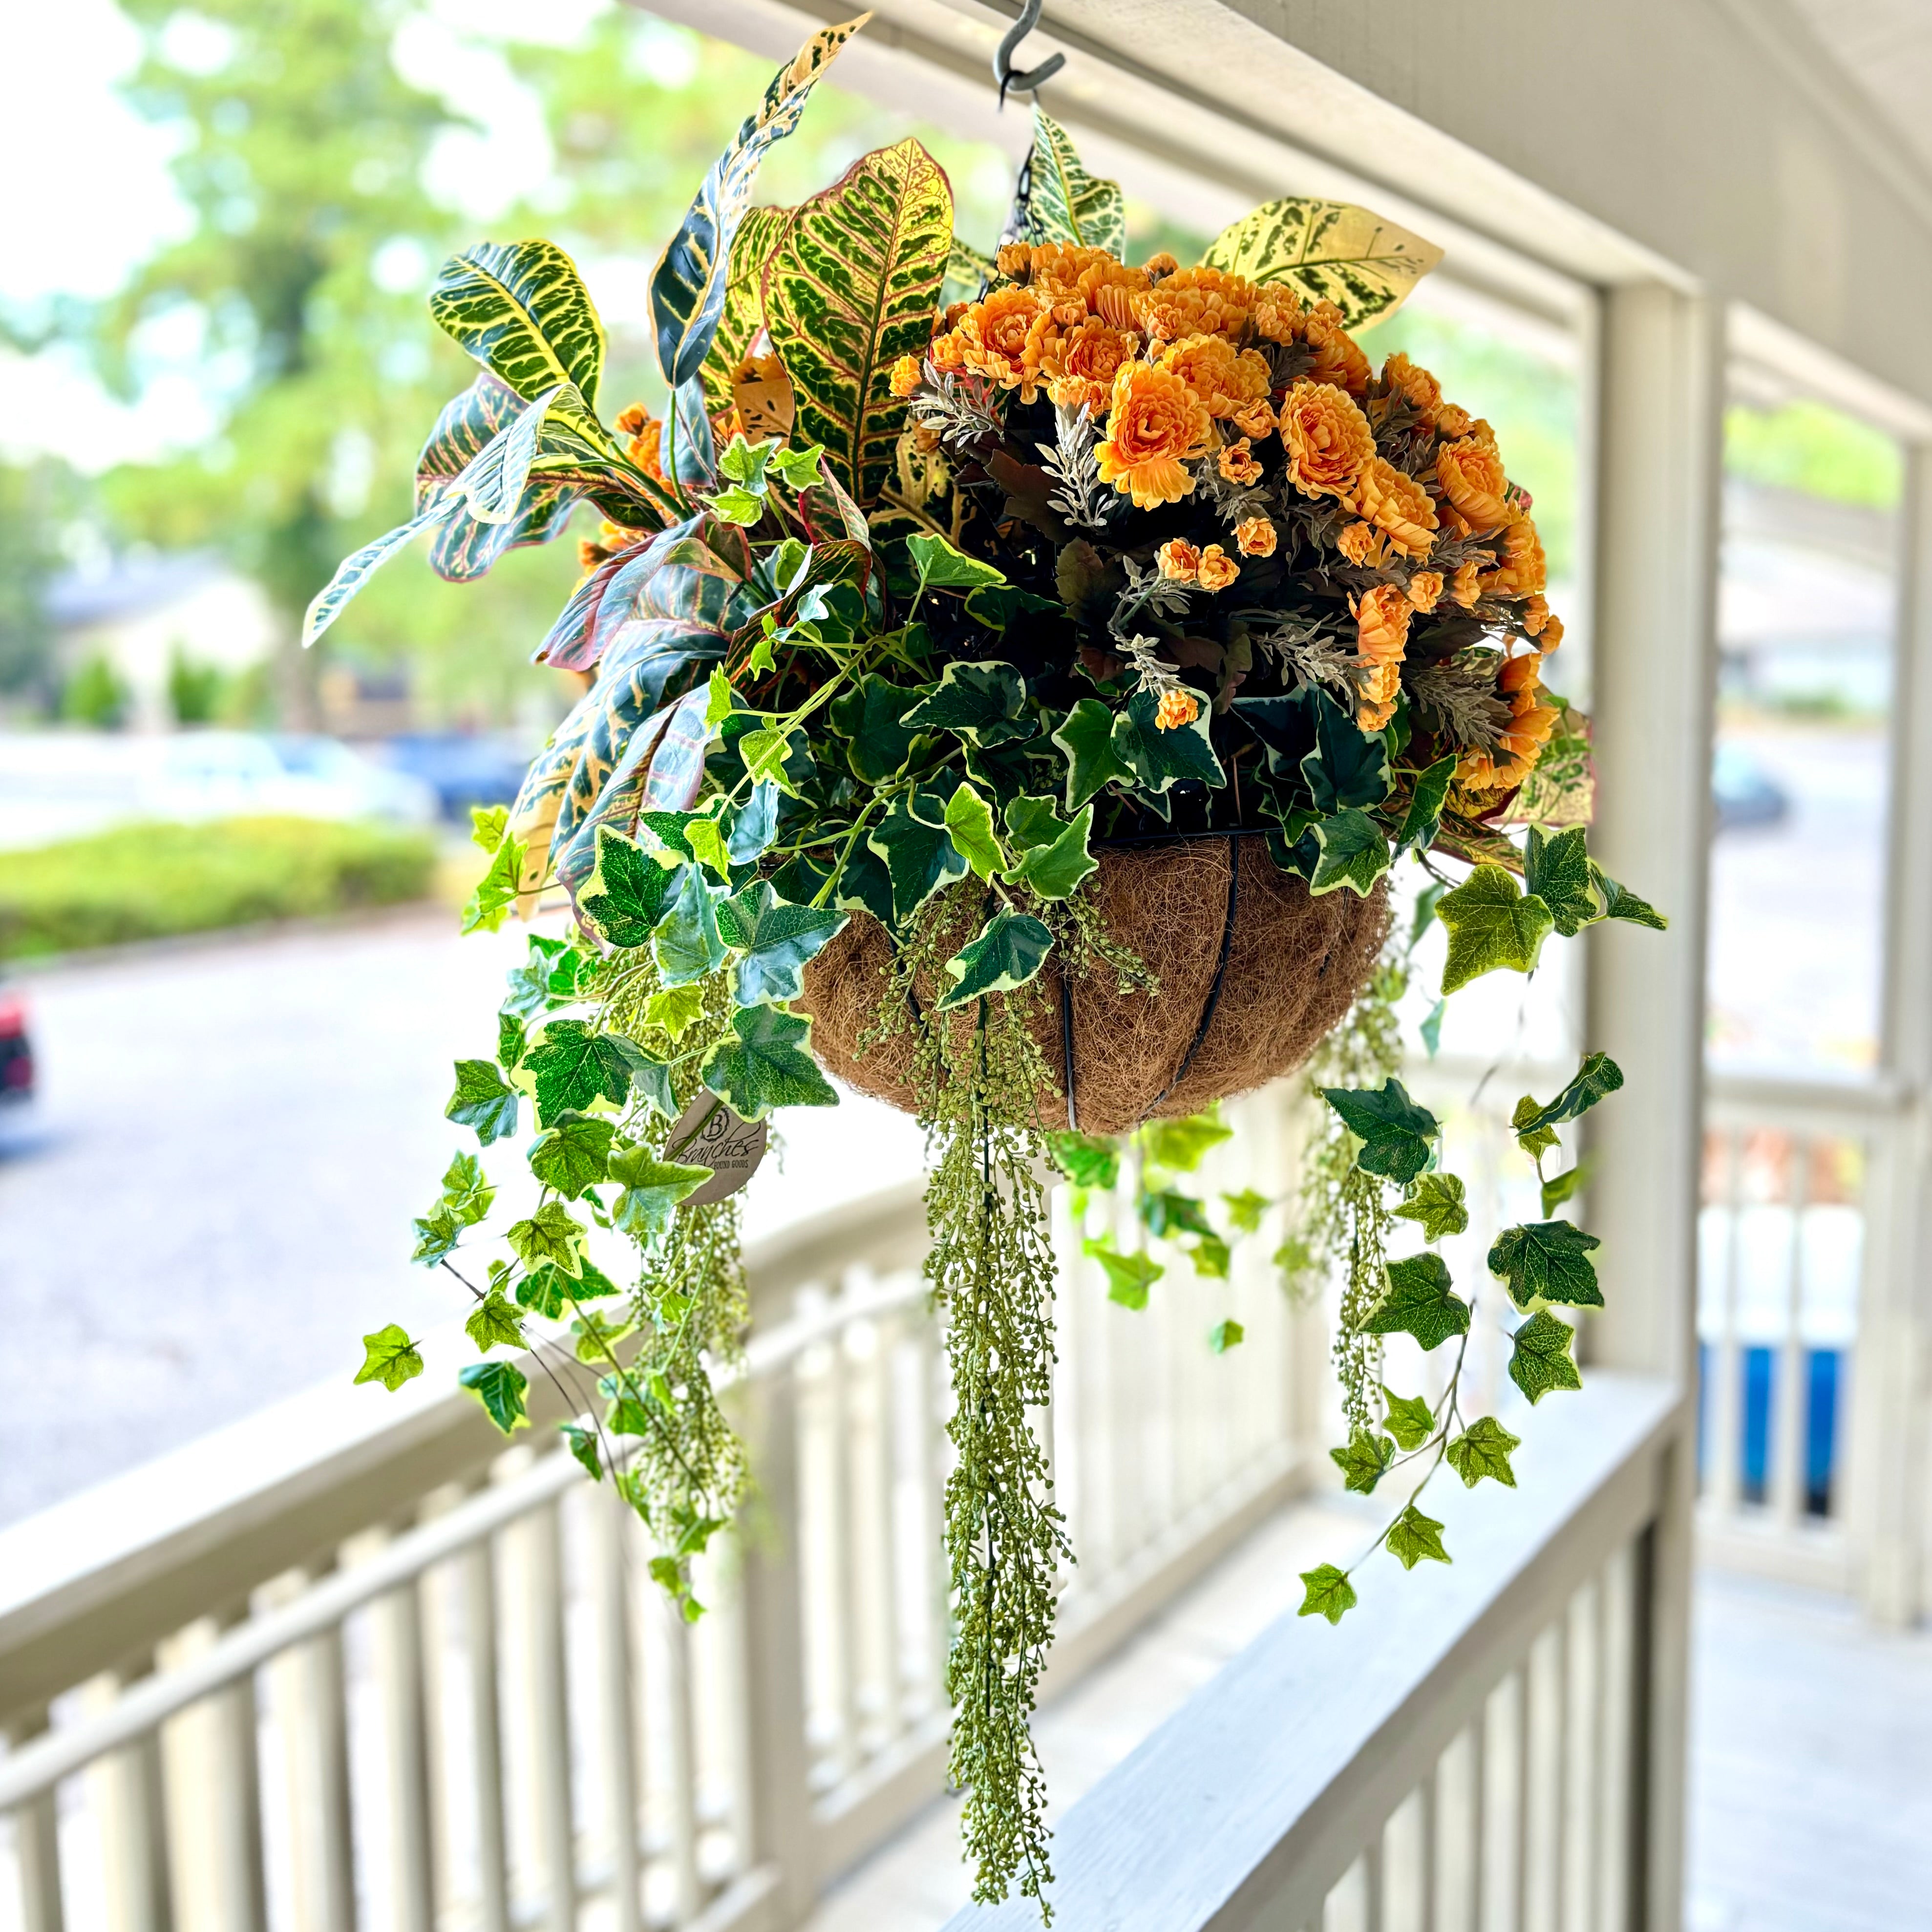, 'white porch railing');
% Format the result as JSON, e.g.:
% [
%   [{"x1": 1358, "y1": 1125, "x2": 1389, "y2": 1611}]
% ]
[{"x1": 0, "y1": 1084, "x2": 1324, "y2": 1932}]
